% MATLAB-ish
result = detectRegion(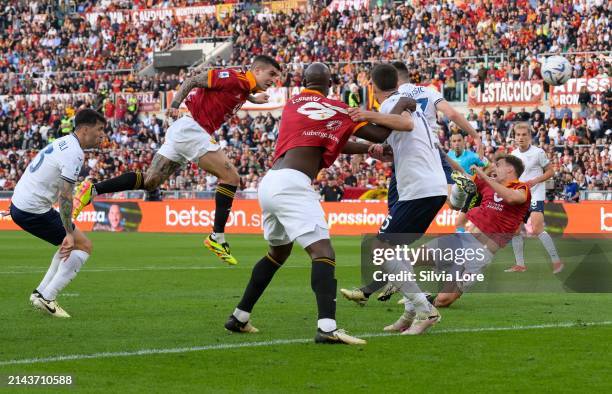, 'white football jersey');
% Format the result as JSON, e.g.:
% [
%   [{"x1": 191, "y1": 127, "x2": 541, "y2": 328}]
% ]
[
  {"x1": 398, "y1": 83, "x2": 444, "y2": 142},
  {"x1": 511, "y1": 145, "x2": 550, "y2": 202},
  {"x1": 381, "y1": 92, "x2": 447, "y2": 201},
  {"x1": 12, "y1": 134, "x2": 84, "y2": 214}
]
